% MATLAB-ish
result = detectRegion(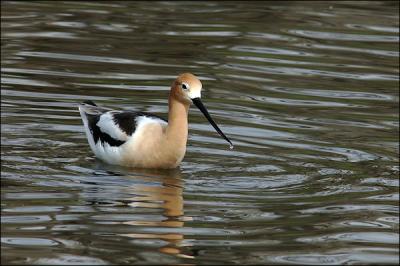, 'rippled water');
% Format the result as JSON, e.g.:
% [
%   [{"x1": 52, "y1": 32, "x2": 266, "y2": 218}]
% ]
[{"x1": 1, "y1": 1, "x2": 399, "y2": 265}]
